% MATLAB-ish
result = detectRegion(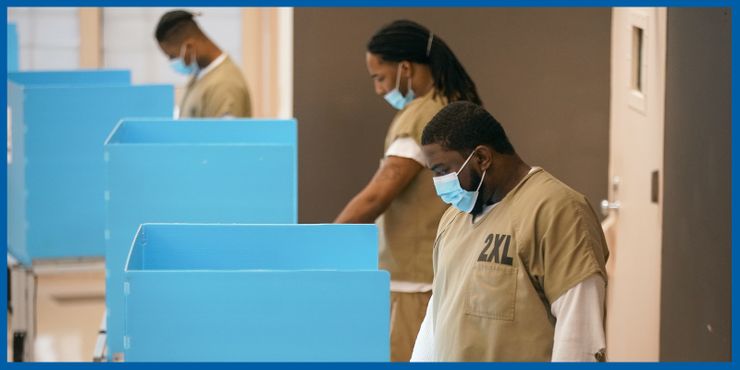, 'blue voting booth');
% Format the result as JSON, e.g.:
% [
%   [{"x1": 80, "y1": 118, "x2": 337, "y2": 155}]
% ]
[
  {"x1": 7, "y1": 24, "x2": 19, "y2": 72},
  {"x1": 8, "y1": 70, "x2": 130, "y2": 86},
  {"x1": 6, "y1": 71, "x2": 173, "y2": 265},
  {"x1": 104, "y1": 119, "x2": 298, "y2": 359},
  {"x1": 123, "y1": 223, "x2": 389, "y2": 362}
]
